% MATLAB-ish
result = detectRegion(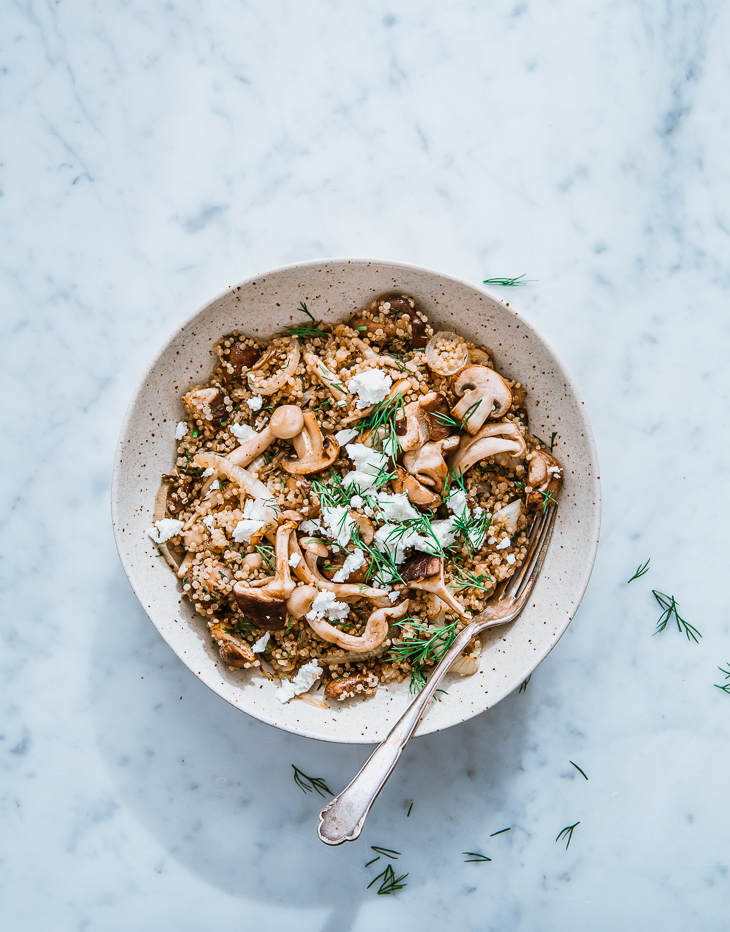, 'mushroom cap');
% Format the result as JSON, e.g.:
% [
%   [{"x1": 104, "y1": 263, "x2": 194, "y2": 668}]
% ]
[
  {"x1": 282, "y1": 411, "x2": 341, "y2": 475},
  {"x1": 392, "y1": 468, "x2": 443, "y2": 510},
  {"x1": 232, "y1": 584, "x2": 287, "y2": 630},
  {"x1": 449, "y1": 420, "x2": 526, "y2": 476},
  {"x1": 525, "y1": 448, "x2": 563, "y2": 510},
  {"x1": 451, "y1": 365, "x2": 513, "y2": 435},
  {"x1": 209, "y1": 623, "x2": 256, "y2": 666},
  {"x1": 402, "y1": 436, "x2": 460, "y2": 494},
  {"x1": 286, "y1": 584, "x2": 319, "y2": 619},
  {"x1": 269, "y1": 404, "x2": 305, "y2": 439},
  {"x1": 400, "y1": 551, "x2": 442, "y2": 583},
  {"x1": 418, "y1": 392, "x2": 453, "y2": 441}
]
